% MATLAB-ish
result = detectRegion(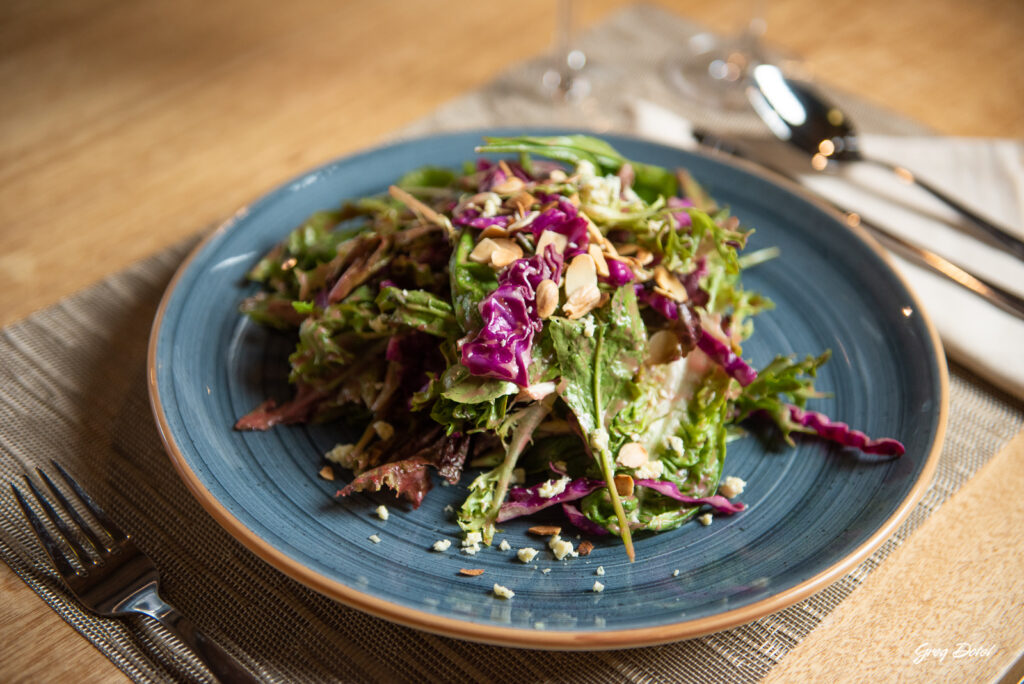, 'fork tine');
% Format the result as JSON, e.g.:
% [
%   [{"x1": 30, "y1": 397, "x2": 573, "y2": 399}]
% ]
[
  {"x1": 36, "y1": 467, "x2": 109, "y2": 553},
  {"x1": 21, "y1": 475, "x2": 96, "y2": 566},
  {"x1": 50, "y1": 460, "x2": 128, "y2": 543},
  {"x1": 11, "y1": 483, "x2": 78, "y2": 578}
]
